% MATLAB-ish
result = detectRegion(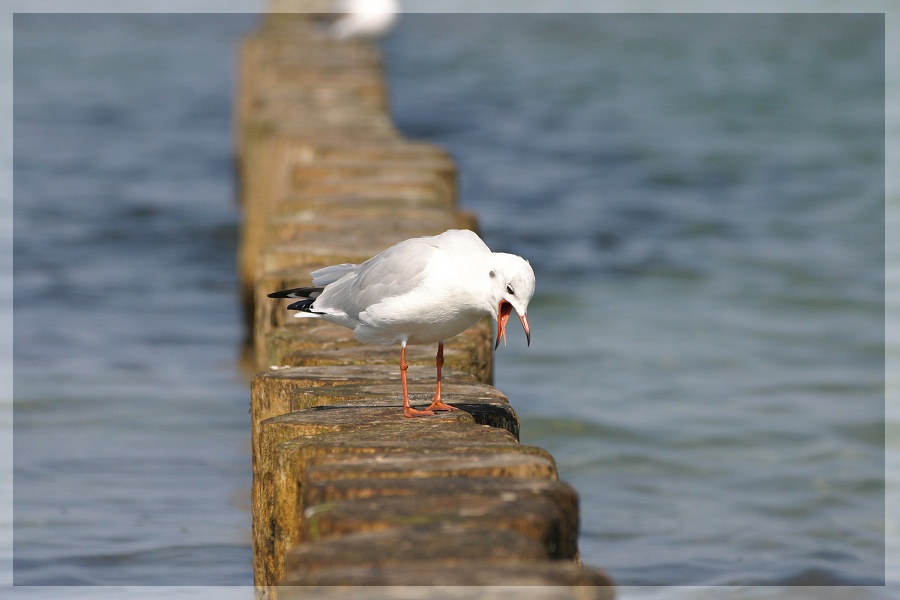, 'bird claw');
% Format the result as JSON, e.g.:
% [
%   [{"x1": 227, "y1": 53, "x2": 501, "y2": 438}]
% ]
[
  {"x1": 403, "y1": 406, "x2": 435, "y2": 418},
  {"x1": 425, "y1": 399, "x2": 458, "y2": 412}
]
